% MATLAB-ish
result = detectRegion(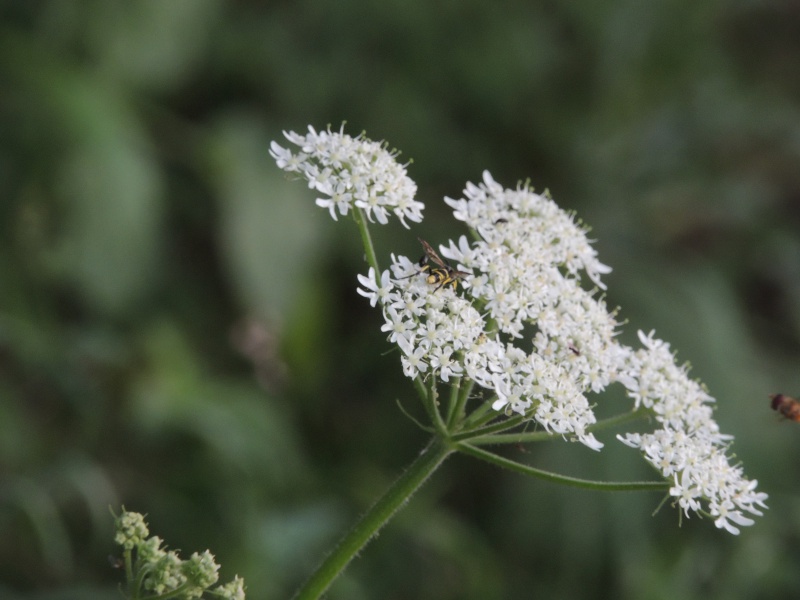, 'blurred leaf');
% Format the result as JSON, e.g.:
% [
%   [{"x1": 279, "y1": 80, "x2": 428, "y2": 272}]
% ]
[
  {"x1": 242, "y1": 502, "x2": 348, "y2": 598},
  {"x1": 77, "y1": 0, "x2": 222, "y2": 92},
  {"x1": 54, "y1": 141, "x2": 163, "y2": 315},
  {"x1": 3, "y1": 477, "x2": 73, "y2": 578},
  {"x1": 206, "y1": 114, "x2": 326, "y2": 319},
  {"x1": 0, "y1": 27, "x2": 165, "y2": 316},
  {"x1": 129, "y1": 320, "x2": 308, "y2": 488}
]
